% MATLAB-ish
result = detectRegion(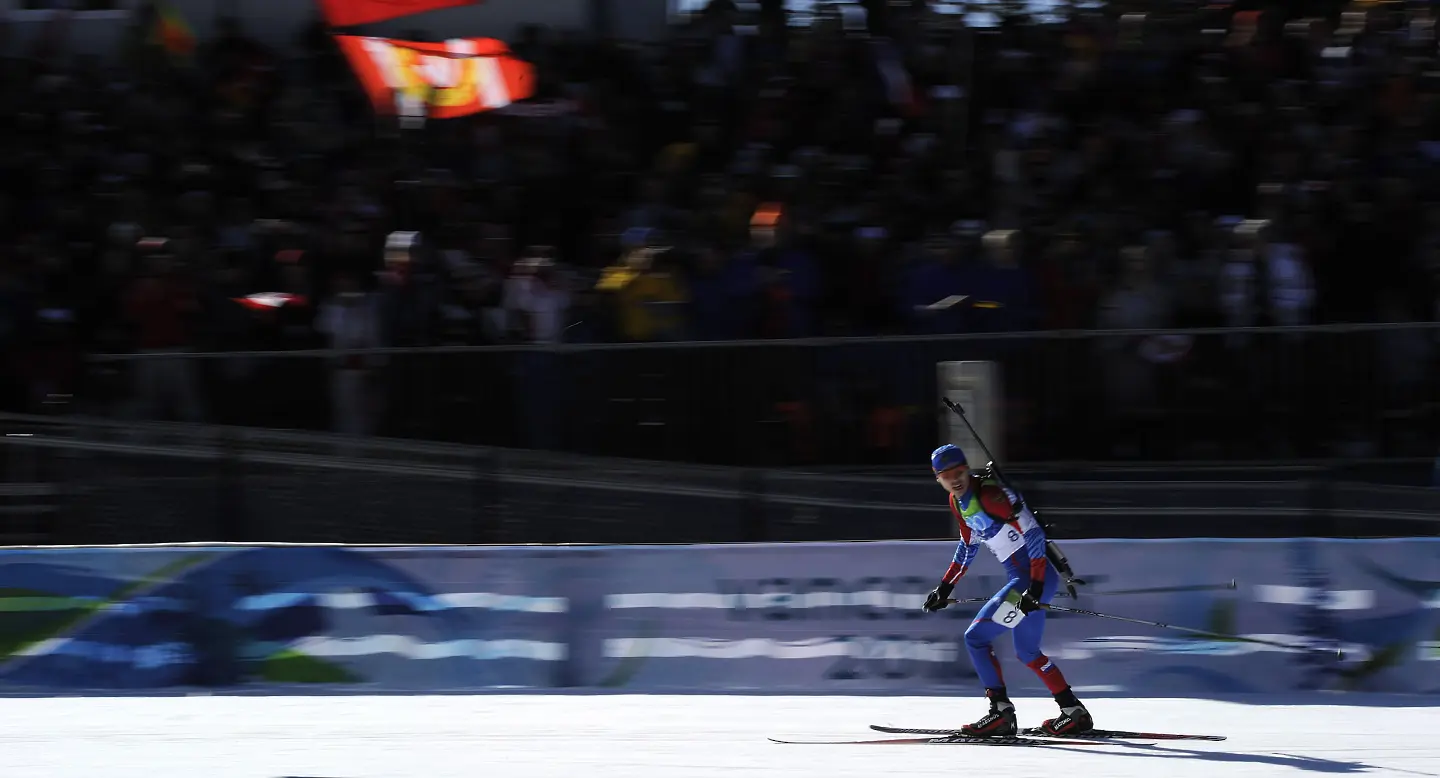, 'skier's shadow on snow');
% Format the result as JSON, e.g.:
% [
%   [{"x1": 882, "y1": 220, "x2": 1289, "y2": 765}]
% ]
[{"x1": 1097, "y1": 742, "x2": 1436, "y2": 776}]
